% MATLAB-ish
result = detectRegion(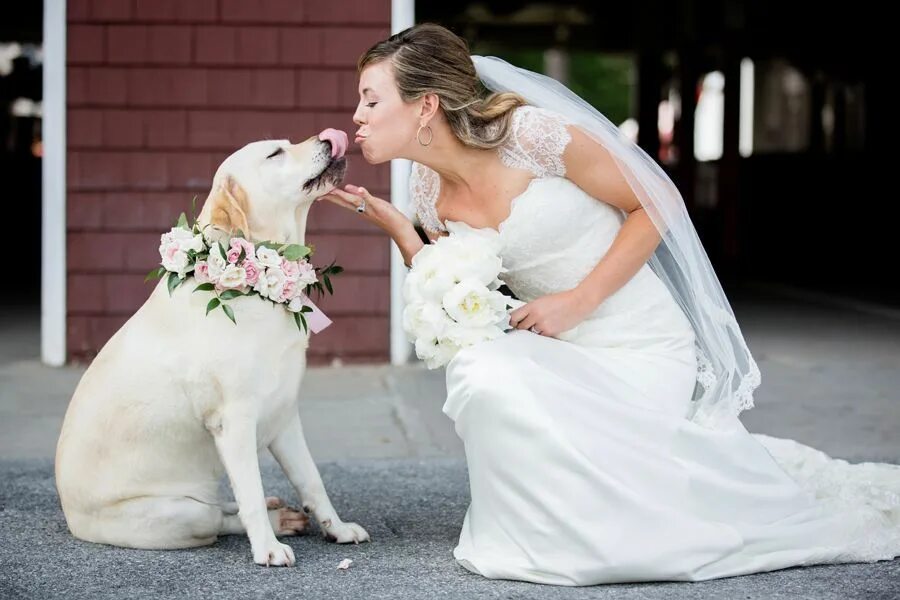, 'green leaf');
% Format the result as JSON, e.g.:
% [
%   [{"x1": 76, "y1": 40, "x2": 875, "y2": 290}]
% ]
[
  {"x1": 145, "y1": 266, "x2": 165, "y2": 282},
  {"x1": 219, "y1": 289, "x2": 244, "y2": 301},
  {"x1": 300, "y1": 305, "x2": 312, "y2": 313},
  {"x1": 190, "y1": 195, "x2": 199, "y2": 221},
  {"x1": 193, "y1": 283, "x2": 215, "y2": 293},
  {"x1": 282, "y1": 244, "x2": 311, "y2": 261},
  {"x1": 293, "y1": 311, "x2": 308, "y2": 334},
  {"x1": 217, "y1": 241, "x2": 228, "y2": 260},
  {"x1": 221, "y1": 303, "x2": 236, "y2": 325},
  {"x1": 234, "y1": 229, "x2": 245, "y2": 240},
  {"x1": 176, "y1": 212, "x2": 189, "y2": 230},
  {"x1": 238, "y1": 247, "x2": 246, "y2": 263},
  {"x1": 323, "y1": 275, "x2": 333, "y2": 295},
  {"x1": 167, "y1": 271, "x2": 180, "y2": 296},
  {"x1": 330, "y1": 265, "x2": 344, "y2": 275},
  {"x1": 206, "y1": 297, "x2": 221, "y2": 315}
]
